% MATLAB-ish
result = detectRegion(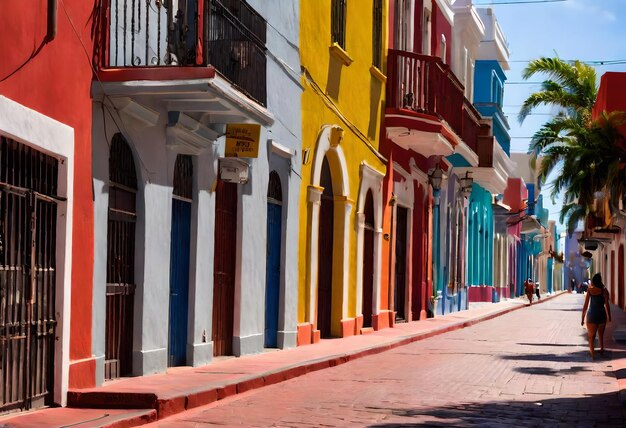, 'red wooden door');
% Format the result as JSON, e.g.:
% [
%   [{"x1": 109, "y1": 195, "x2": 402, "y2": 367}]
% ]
[
  {"x1": 394, "y1": 206, "x2": 408, "y2": 321},
  {"x1": 212, "y1": 180, "x2": 237, "y2": 356},
  {"x1": 611, "y1": 250, "x2": 615, "y2": 304}
]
